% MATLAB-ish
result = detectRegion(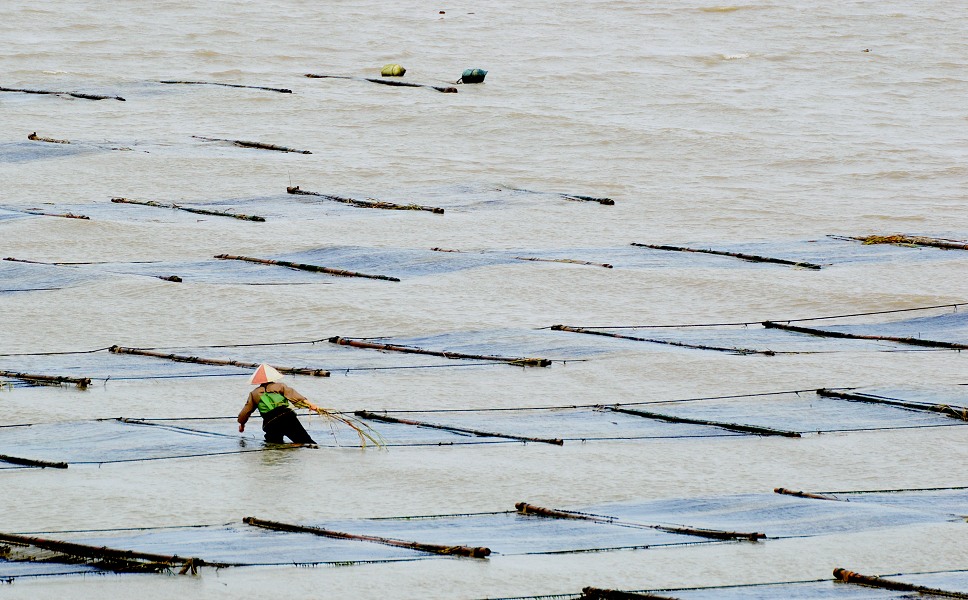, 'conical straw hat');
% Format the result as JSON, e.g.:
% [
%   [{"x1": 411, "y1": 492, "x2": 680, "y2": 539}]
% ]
[{"x1": 249, "y1": 363, "x2": 284, "y2": 385}]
